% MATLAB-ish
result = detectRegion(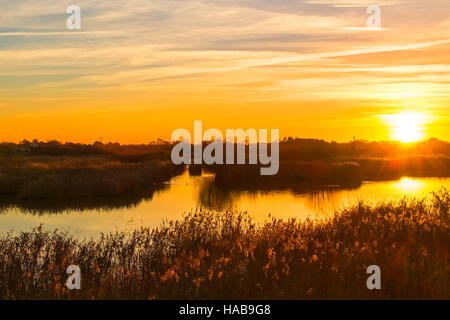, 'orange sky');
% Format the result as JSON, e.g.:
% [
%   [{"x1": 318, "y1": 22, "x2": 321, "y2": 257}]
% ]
[{"x1": 1, "y1": 0, "x2": 449, "y2": 143}]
